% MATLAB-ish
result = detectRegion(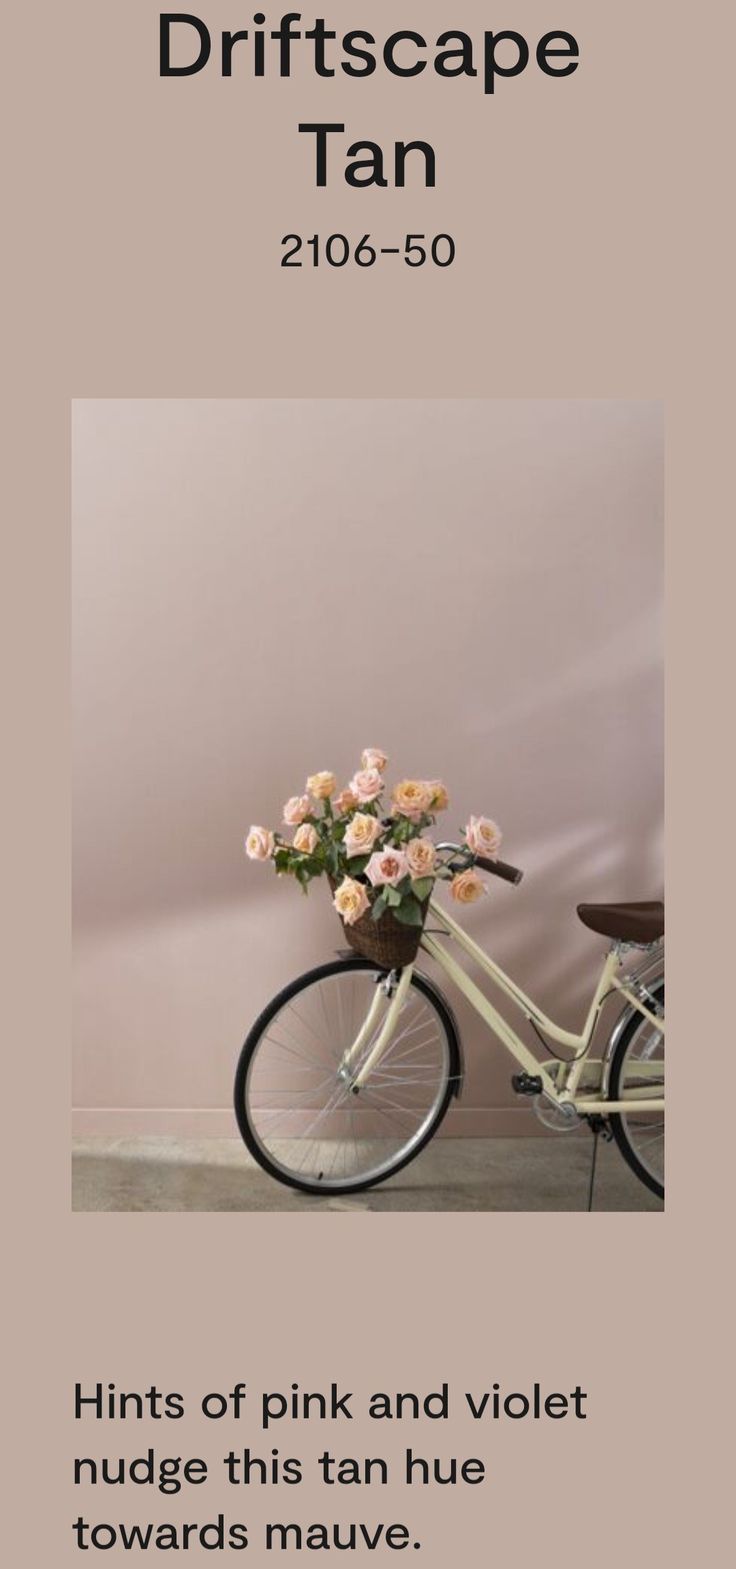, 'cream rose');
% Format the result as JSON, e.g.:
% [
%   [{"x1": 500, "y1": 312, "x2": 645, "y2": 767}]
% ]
[
  {"x1": 391, "y1": 779, "x2": 433, "y2": 822},
  {"x1": 405, "y1": 837, "x2": 437, "y2": 878},
  {"x1": 365, "y1": 847, "x2": 408, "y2": 888},
  {"x1": 334, "y1": 786, "x2": 359, "y2": 814},
  {"x1": 464, "y1": 815, "x2": 503, "y2": 858},
  {"x1": 344, "y1": 812, "x2": 383, "y2": 858},
  {"x1": 306, "y1": 771, "x2": 336, "y2": 800},
  {"x1": 293, "y1": 823, "x2": 319, "y2": 855},
  {"x1": 450, "y1": 868, "x2": 486, "y2": 903},
  {"x1": 350, "y1": 767, "x2": 383, "y2": 805},
  {"x1": 332, "y1": 876, "x2": 370, "y2": 926},
  {"x1": 425, "y1": 780, "x2": 449, "y2": 812},
  {"x1": 361, "y1": 747, "x2": 388, "y2": 773},
  {"x1": 245, "y1": 825, "x2": 275, "y2": 861},
  {"x1": 283, "y1": 794, "x2": 311, "y2": 826}
]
